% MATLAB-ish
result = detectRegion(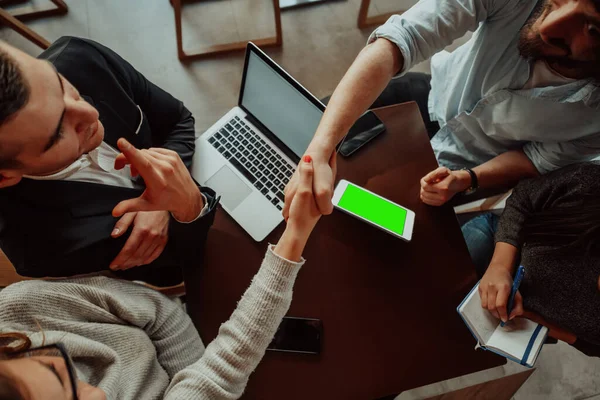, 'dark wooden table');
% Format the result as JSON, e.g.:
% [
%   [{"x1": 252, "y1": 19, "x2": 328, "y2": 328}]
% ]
[{"x1": 185, "y1": 102, "x2": 505, "y2": 399}]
